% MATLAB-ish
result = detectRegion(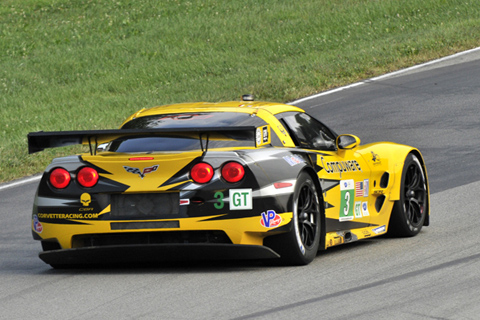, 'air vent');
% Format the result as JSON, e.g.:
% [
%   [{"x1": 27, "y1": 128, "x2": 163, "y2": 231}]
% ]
[{"x1": 380, "y1": 172, "x2": 390, "y2": 188}]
